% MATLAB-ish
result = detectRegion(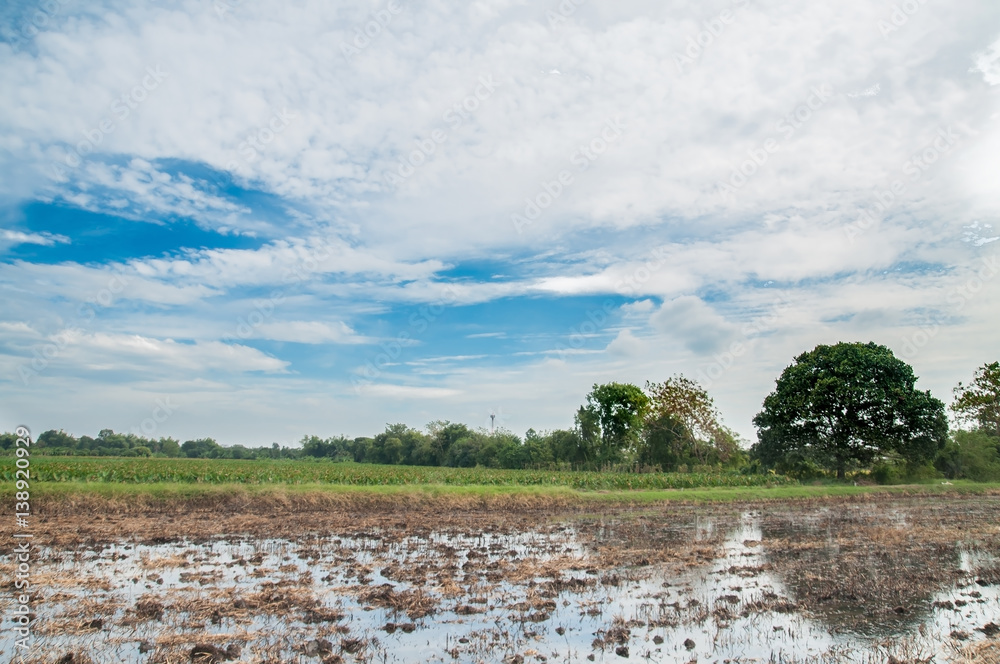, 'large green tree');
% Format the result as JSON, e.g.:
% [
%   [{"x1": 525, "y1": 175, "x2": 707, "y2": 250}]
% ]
[
  {"x1": 572, "y1": 406, "x2": 601, "y2": 466},
  {"x1": 951, "y1": 361, "x2": 1000, "y2": 438},
  {"x1": 522, "y1": 429, "x2": 555, "y2": 467},
  {"x1": 371, "y1": 423, "x2": 430, "y2": 465},
  {"x1": 583, "y1": 382, "x2": 650, "y2": 466},
  {"x1": 426, "y1": 421, "x2": 472, "y2": 465},
  {"x1": 752, "y1": 342, "x2": 947, "y2": 478},
  {"x1": 549, "y1": 427, "x2": 590, "y2": 467}
]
